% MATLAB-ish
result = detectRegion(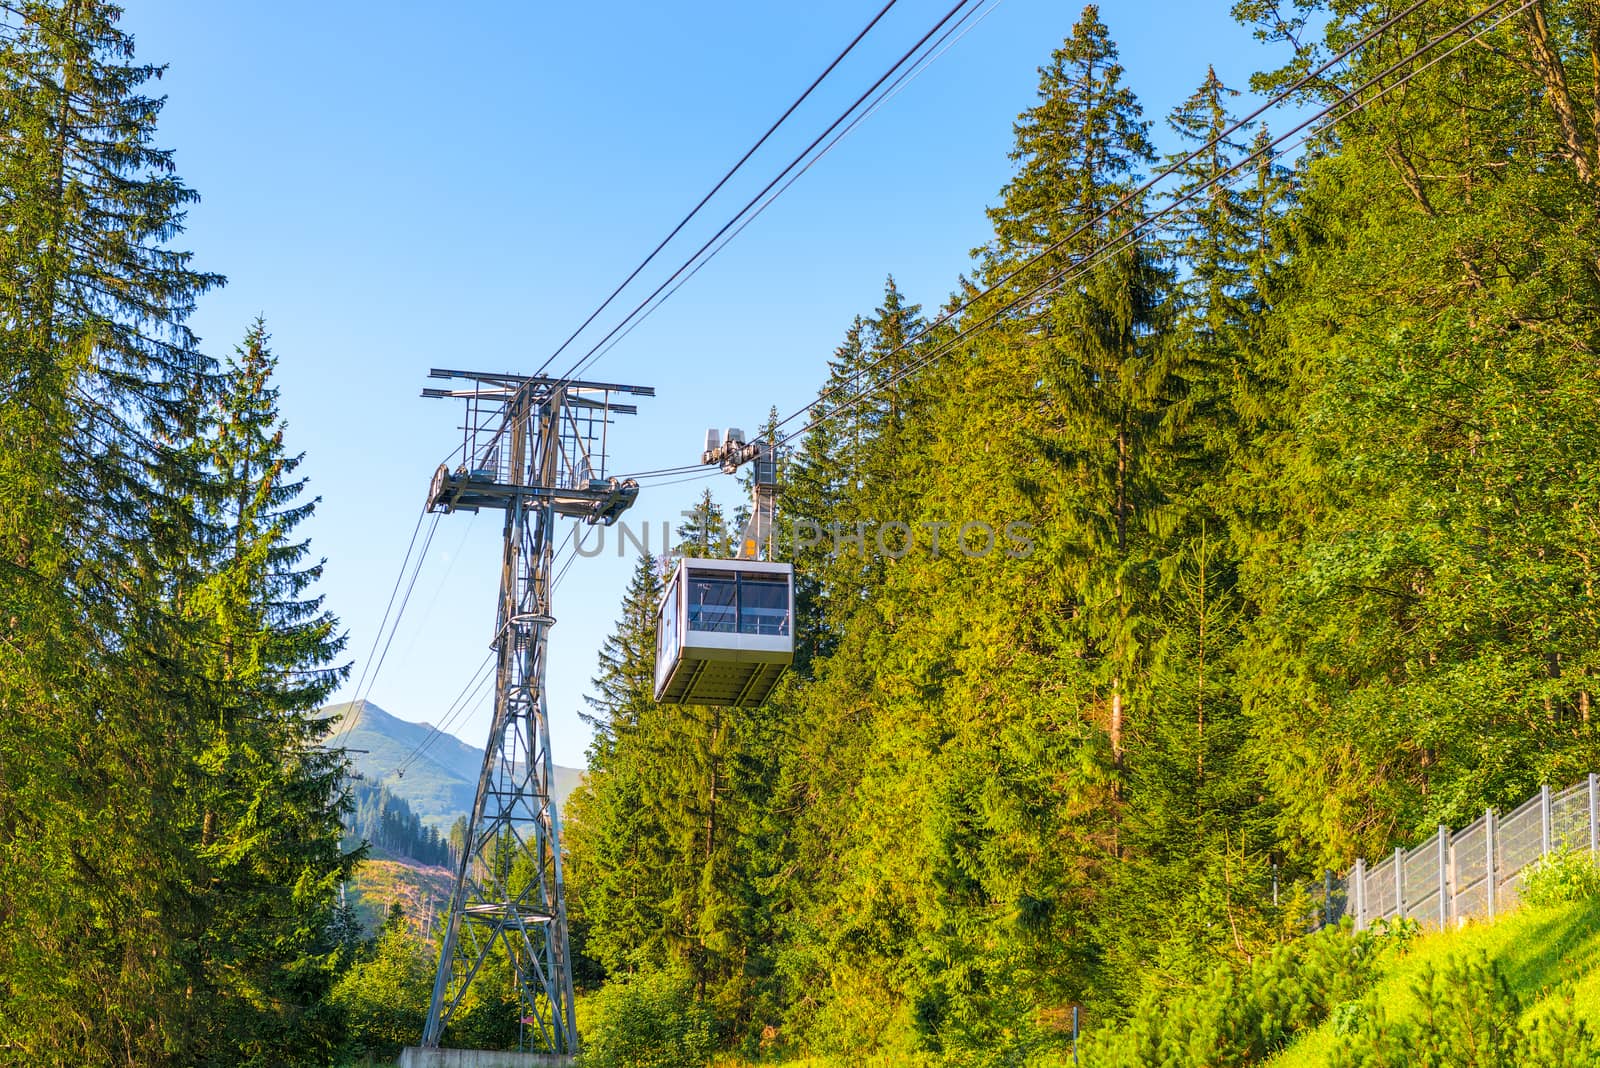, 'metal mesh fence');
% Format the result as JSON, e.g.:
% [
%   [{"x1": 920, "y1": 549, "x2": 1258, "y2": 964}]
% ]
[
  {"x1": 1499, "y1": 794, "x2": 1544, "y2": 873},
  {"x1": 1365, "y1": 855, "x2": 1397, "y2": 921},
  {"x1": 1306, "y1": 873, "x2": 1351, "y2": 929},
  {"x1": 1453, "y1": 872, "x2": 1489, "y2": 923},
  {"x1": 1313, "y1": 776, "x2": 1600, "y2": 933},
  {"x1": 1552, "y1": 783, "x2": 1589, "y2": 851},
  {"x1": 1403, "y1": 839, "x2": 1440, "y2": 926},
  {"x1": 1452, "y1": 815, "x2": 1488, "y2": 925},
  {"x1": 1329, "y1": 874, "x2": 1350, "y2": 925}
]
